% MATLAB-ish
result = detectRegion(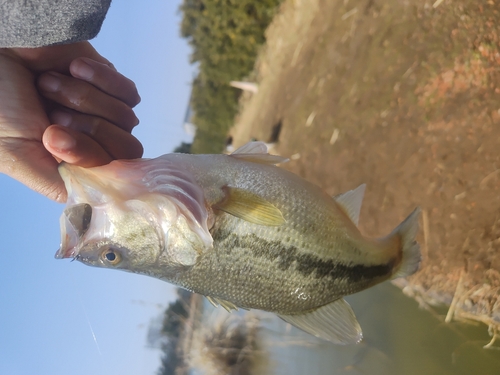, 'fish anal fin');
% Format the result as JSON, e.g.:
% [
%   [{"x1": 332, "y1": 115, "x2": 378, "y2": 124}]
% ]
[
  {"x1": 205, "y1": 296, "x2": 239, "y2": 312},
  {"x1": 230, "y1": 141, "x2": 288, "y2": 165},
  {"x1": 278, "y1": 299, "x2": 363, "y2": 345},
  {"x1": 214, "y1": 187, "x2": 285, "y2": 226},
  {"x1": 333, "y1": 184, "x2": 366, "y2": 226}
]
